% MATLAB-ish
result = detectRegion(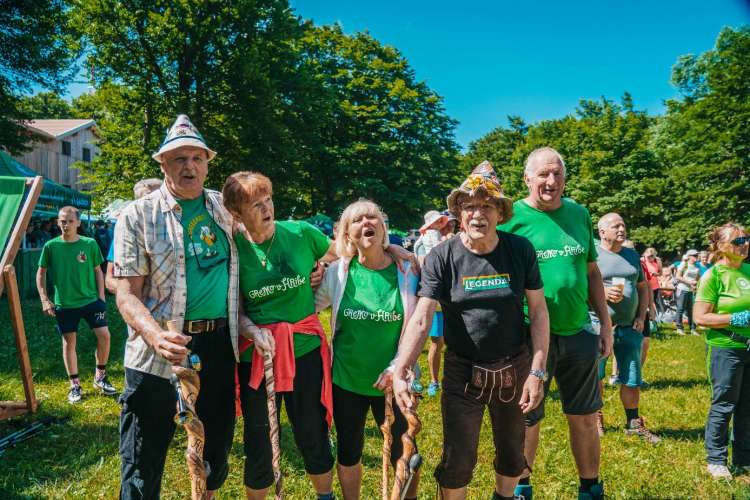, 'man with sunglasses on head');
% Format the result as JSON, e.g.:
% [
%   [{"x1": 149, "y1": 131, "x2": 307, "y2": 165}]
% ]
[
  {"x1": 112, "y1": 115, "x2": 242, "y2": 499},
  {"x1": 499, "y1": 147, "x2": 613, "y2": 500}
]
